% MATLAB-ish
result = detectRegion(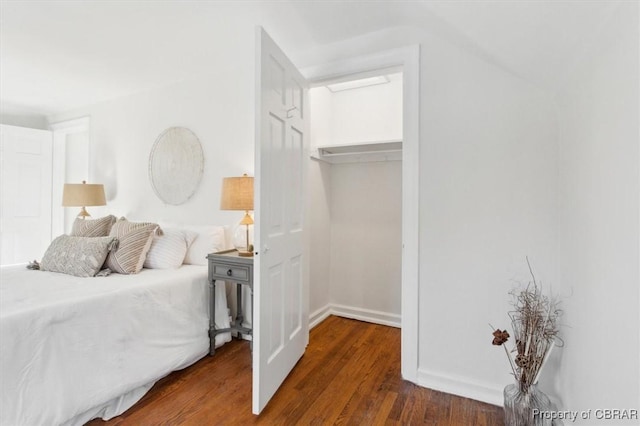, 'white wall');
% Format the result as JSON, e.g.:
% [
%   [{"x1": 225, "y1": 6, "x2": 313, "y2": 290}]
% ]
[
  {"x1": 308, "y1": 159, "x2": 332, "y2": 319},
  {"x1": 45, "y1": 3, "x2": 275, "y2": 230},
  {"x1": 311, "y1": 73, "x2": 403, "y2": 148},
  {"x1": 329, "y1": 161, "x2": 402, "y2": 317},
  {"x1": 556, "y1": 3, "x2": 639, "y2": 423},
  {"x1": 64, "y1": 132, "x2": 88, "y2": 183},
  {"x1": 417, "y1": 32, "x2": 559, "y2": 404},
  {"x1": 62, "y1": 131, "x2": 89, "y2": 232},
  {"x1": 309, "y1": 88, "x2": 333, "y2": 319},
  {"x1": 309, "y1": 77, "x2": 403, "y2": 325},
  {"x1": 302, "y1": 25, "x2": 558, "y2": 405},
  {"x1": 48, "y1": 62, "x2": 255, "y2": 230}
]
